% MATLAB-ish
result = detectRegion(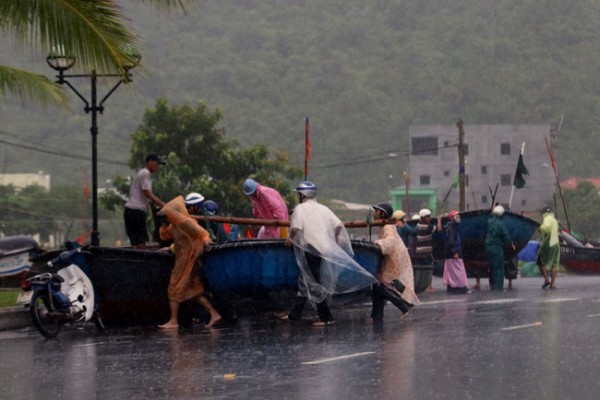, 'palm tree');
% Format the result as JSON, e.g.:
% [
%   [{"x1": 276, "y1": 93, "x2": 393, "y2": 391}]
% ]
[{"x1": 0, "y1": 0, "x2": 191, "y2": 106}]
